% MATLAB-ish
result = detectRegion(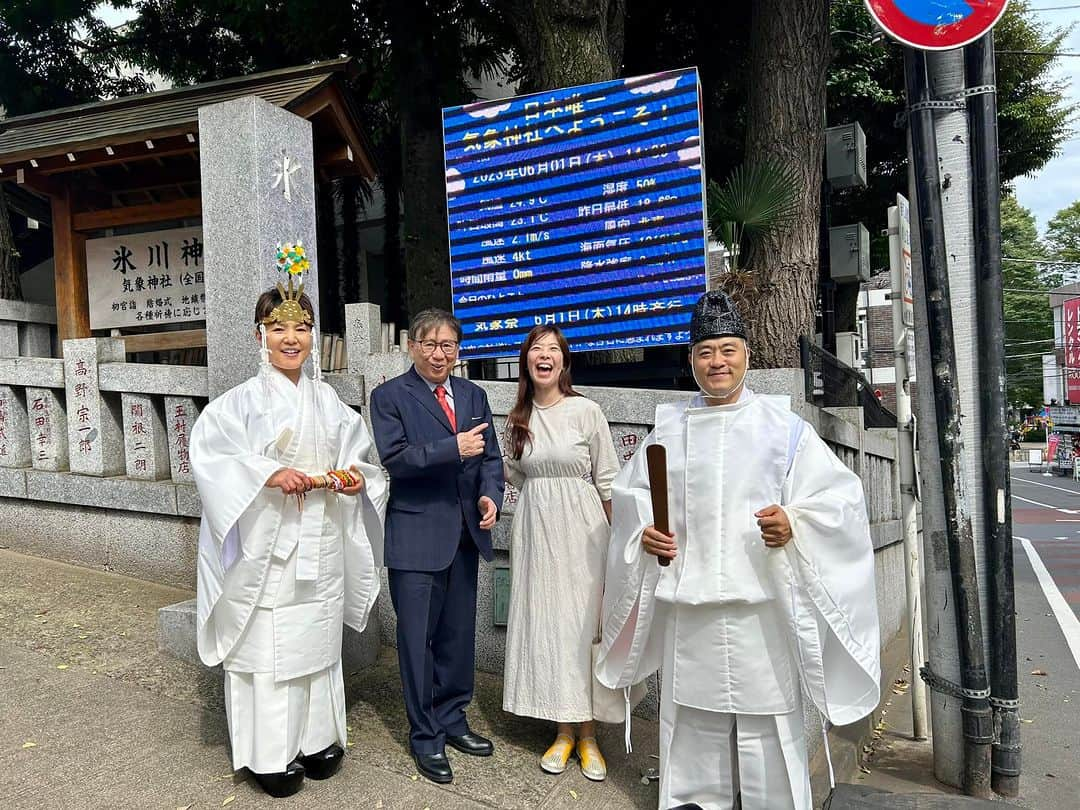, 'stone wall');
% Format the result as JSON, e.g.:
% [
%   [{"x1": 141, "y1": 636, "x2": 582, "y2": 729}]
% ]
[
  {"x1": 344, "y1": 304, "x2": 906, "y2": 729},
  {"x1": 0, "y1": 300, "x2": 906, "y2": 741}
]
